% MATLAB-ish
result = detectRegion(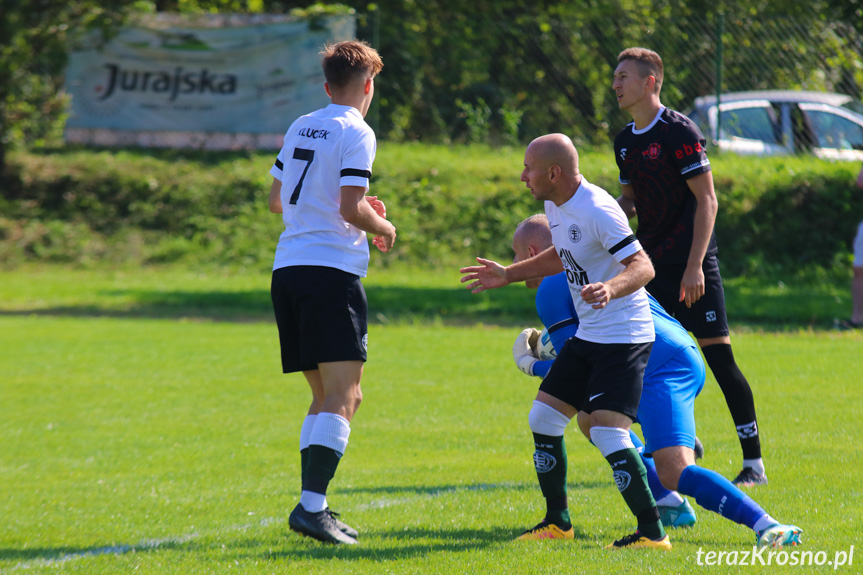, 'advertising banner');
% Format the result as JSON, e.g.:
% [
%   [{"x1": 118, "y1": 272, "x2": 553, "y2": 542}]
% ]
[{"x1": 65, "y1": 13, "x2": 355, "y2": 149}]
